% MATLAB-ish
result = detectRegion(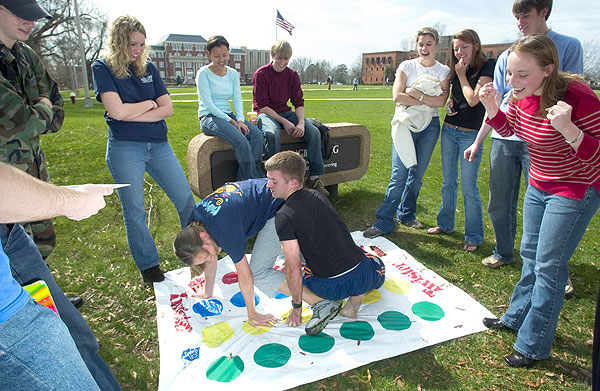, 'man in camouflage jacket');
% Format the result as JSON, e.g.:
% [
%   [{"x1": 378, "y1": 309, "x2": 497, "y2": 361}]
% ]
[{"x1": 0, "y1": 39, "x2": 64, "y2": 258}]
